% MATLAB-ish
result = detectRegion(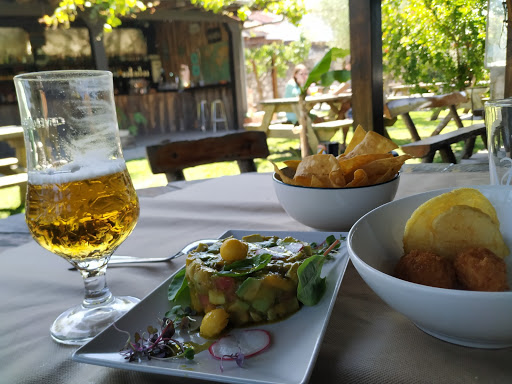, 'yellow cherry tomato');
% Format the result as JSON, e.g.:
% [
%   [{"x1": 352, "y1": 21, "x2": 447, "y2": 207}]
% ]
[
  {"x1": 220, "y1": 238, "x2": 248, "y2": 262},
  {"x1": 200, "y1": 308, "x2": 229, "y2": 338}
]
